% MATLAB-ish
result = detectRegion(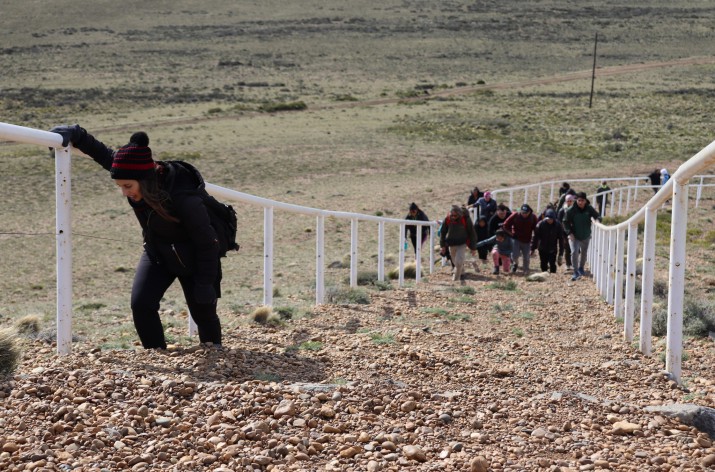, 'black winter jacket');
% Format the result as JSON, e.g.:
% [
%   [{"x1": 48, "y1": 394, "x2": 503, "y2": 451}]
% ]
[{"x1": 73, "y1": 131, "x2": 221, "y2": 288}]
